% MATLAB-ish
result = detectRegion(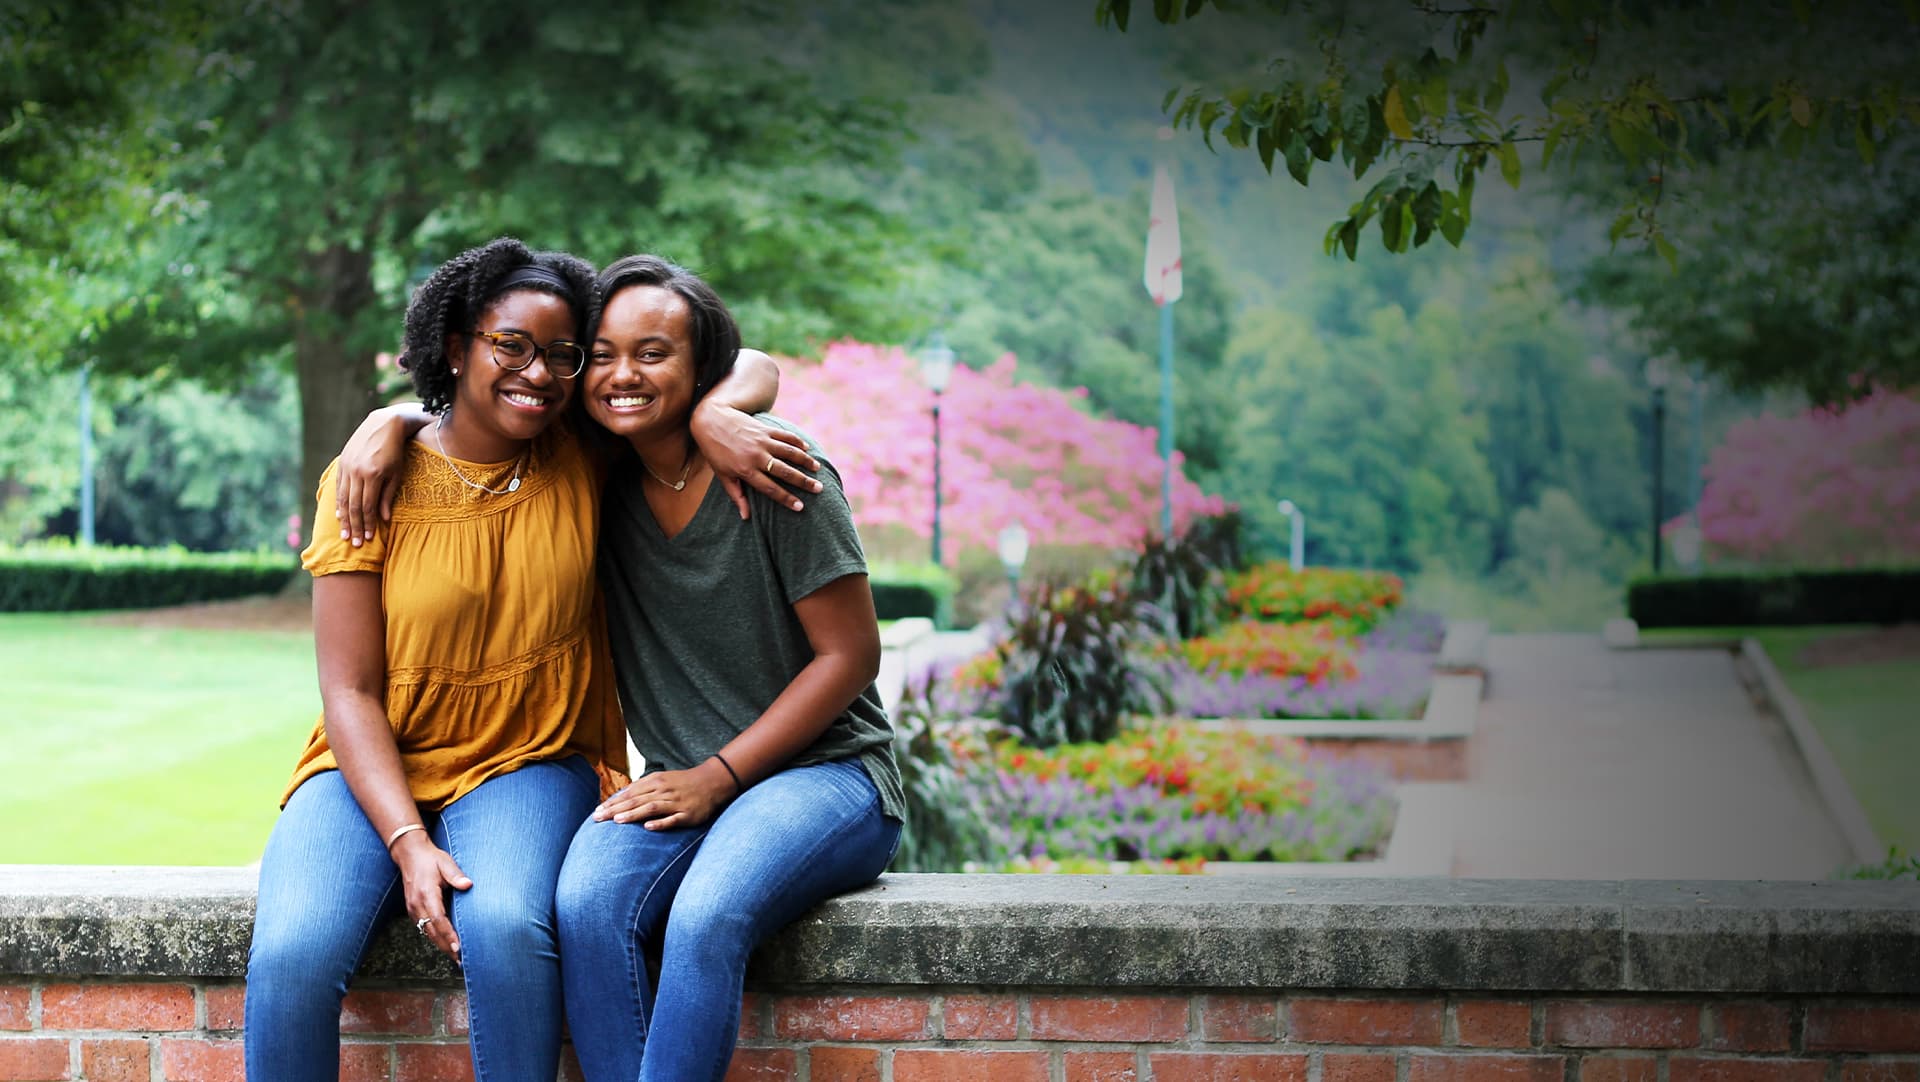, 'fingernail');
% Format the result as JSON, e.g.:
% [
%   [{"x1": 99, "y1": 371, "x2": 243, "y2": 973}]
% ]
[
  {"x1": 793, "y1": 501, "x2": 805, "y2": 511},
  {"x1": 810, "y1": 481, "x2": 823, "y2": 492},
  {"x1": 340, "y1": 529, "x2": 349, "y2": 539}
]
